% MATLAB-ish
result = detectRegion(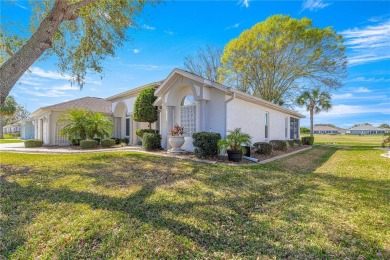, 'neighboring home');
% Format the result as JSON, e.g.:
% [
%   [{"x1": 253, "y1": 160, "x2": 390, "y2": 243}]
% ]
[
  {"x1": 30, "y1": 68, "x2": 305, "y2": 150},
  {"x1": 2, "y1": 122, "x2": 21, "y2": 134},
  {"x1": 30, "y1": 97, "x2": 112, "y2": 146},
  {"x1": 20, "y1": 118, "x2": 35, "y2": 140},
  {"x1": 313, "y1": 125, "x2": 346, "y2": 134},
  {"x1": 349, "y1": 125, "x2": 390, "y2": 135}
]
